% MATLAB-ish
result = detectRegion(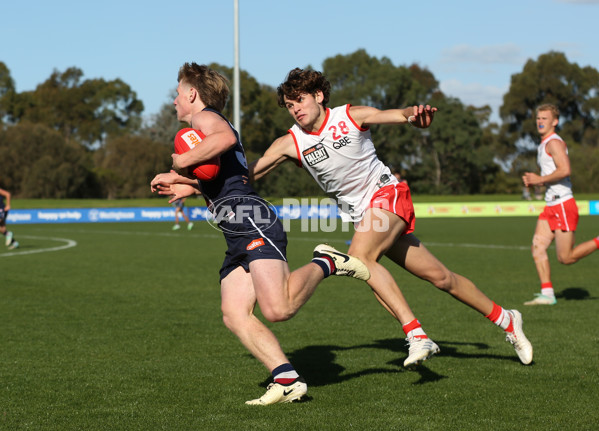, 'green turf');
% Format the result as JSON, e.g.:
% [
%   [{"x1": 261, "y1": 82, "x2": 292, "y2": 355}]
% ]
[{"x1": 1, "y1": 217, "x2": 598, "y2": 430}]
